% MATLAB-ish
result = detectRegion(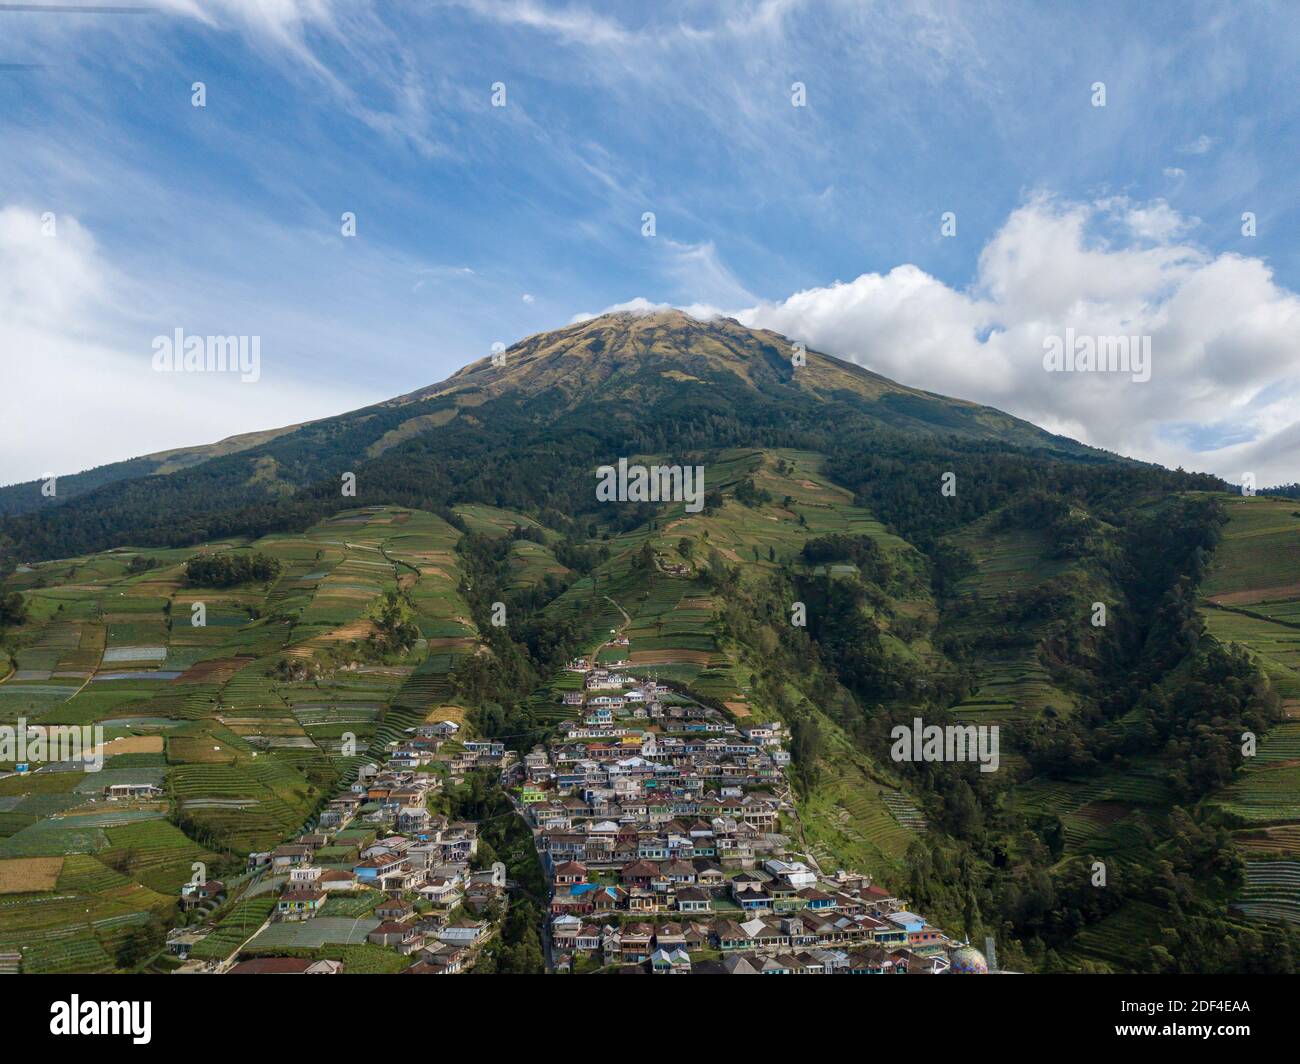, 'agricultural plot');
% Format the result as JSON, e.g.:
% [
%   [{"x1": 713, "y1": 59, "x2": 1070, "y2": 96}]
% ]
[
  {"x1": 951, "y1": 525, "x2": 1067, "y2": 599},
  {"x1": 101, "y1": 819, "x2": 220, "y2": 894},
  {"x1": 1211, "y1": 755, "x2": 1300, "y2": 825},
  {"x1": 170, "y1": 755, "x2": 317, "y2": 854},
  {"x1": 1201, "y1": 495, "x2": 1300, "y2": 703},
  {"x1": 1012, "y1": 762, "x2": 1173, "y2": 860},
  {"x1": 949, "y1": 655, "x2": 1077, "y2": 725},
  {"x1": 0, "y1": 853, "x2": 170, "y2": 973},
  {"x1": 1202, "y1": 497, "x2": 1300, "y2": 601},
  {"x1": 1233, "y1": 861, "x2": 1300, "y2": 925},
  {"x1": 244, "y1": 915, "x2": 378, "y2": 950},
  {"x1": 1234, "y1": 824, "x2": 1300, "y2": 857},
  {"x1": 0, "y1": 856, "x2": 63, "y2": 893},
  {"x1": 801, "y1": 779, "x2": 915, "y2": 878},
  {"x1": 647, "y1": 448, "x2": 913, "y2": 576},
  {"x1": 507, "y1": 539, "x2": 571, "y2": 591},
  {"x1": 452, "y1": 502, "x2": 548, "y2": 538},
  {"x1": 1199, "y1": 496, "x2": 1300, "y2": 921},
  {"x1": 1203, "y1": 609, "x2": 1300, "y2": 699},
  {"x1": 188, "y1": 895, "x2": 276, "y2": 961}
]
